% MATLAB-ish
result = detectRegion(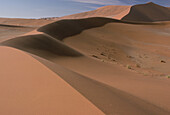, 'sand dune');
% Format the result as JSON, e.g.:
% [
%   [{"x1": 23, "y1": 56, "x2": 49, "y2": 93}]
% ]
[
  {"x1": 59, "y1": 5, "x2": 131, "y2": 20},
  {"x1": 36, "y1": 17, "x2": 170, "y2": 75},
  {"x1": 38, "y1": 17, "x2": 164, "y2": 41},
  {"x1": 0, "y1": 18, "x2": 54, "y2": 27},
  {"x1": 122, "y1": 2, "x2": 170, "y2": 22},
  {"x1": 1, "y1": 34, "x2": 82, "y2": 59},
  {"x1": 38, "y1": 17, "x2": 119, "y2": 40},
  {"x1": 2, "y1": 16, "x2": 170, "y2": 114},
  {"x1": 0, "y1": 2, "x2": 170, "y2": 115},
  {"x1": 0, "y1": 24, "x2": 34, "y2": 42},
  {"x1": 33, "y1": 55, "x2": 170, "y2": 115},
  {"x1": 57, "y1": 2, "x2": 170, "y2": 23},
  {"x1": 62, "y1": 18, "x2": 170, "y2": 75},
  {"x1": 0, "y1": 46, "x2": 104, "y2": 115}
]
